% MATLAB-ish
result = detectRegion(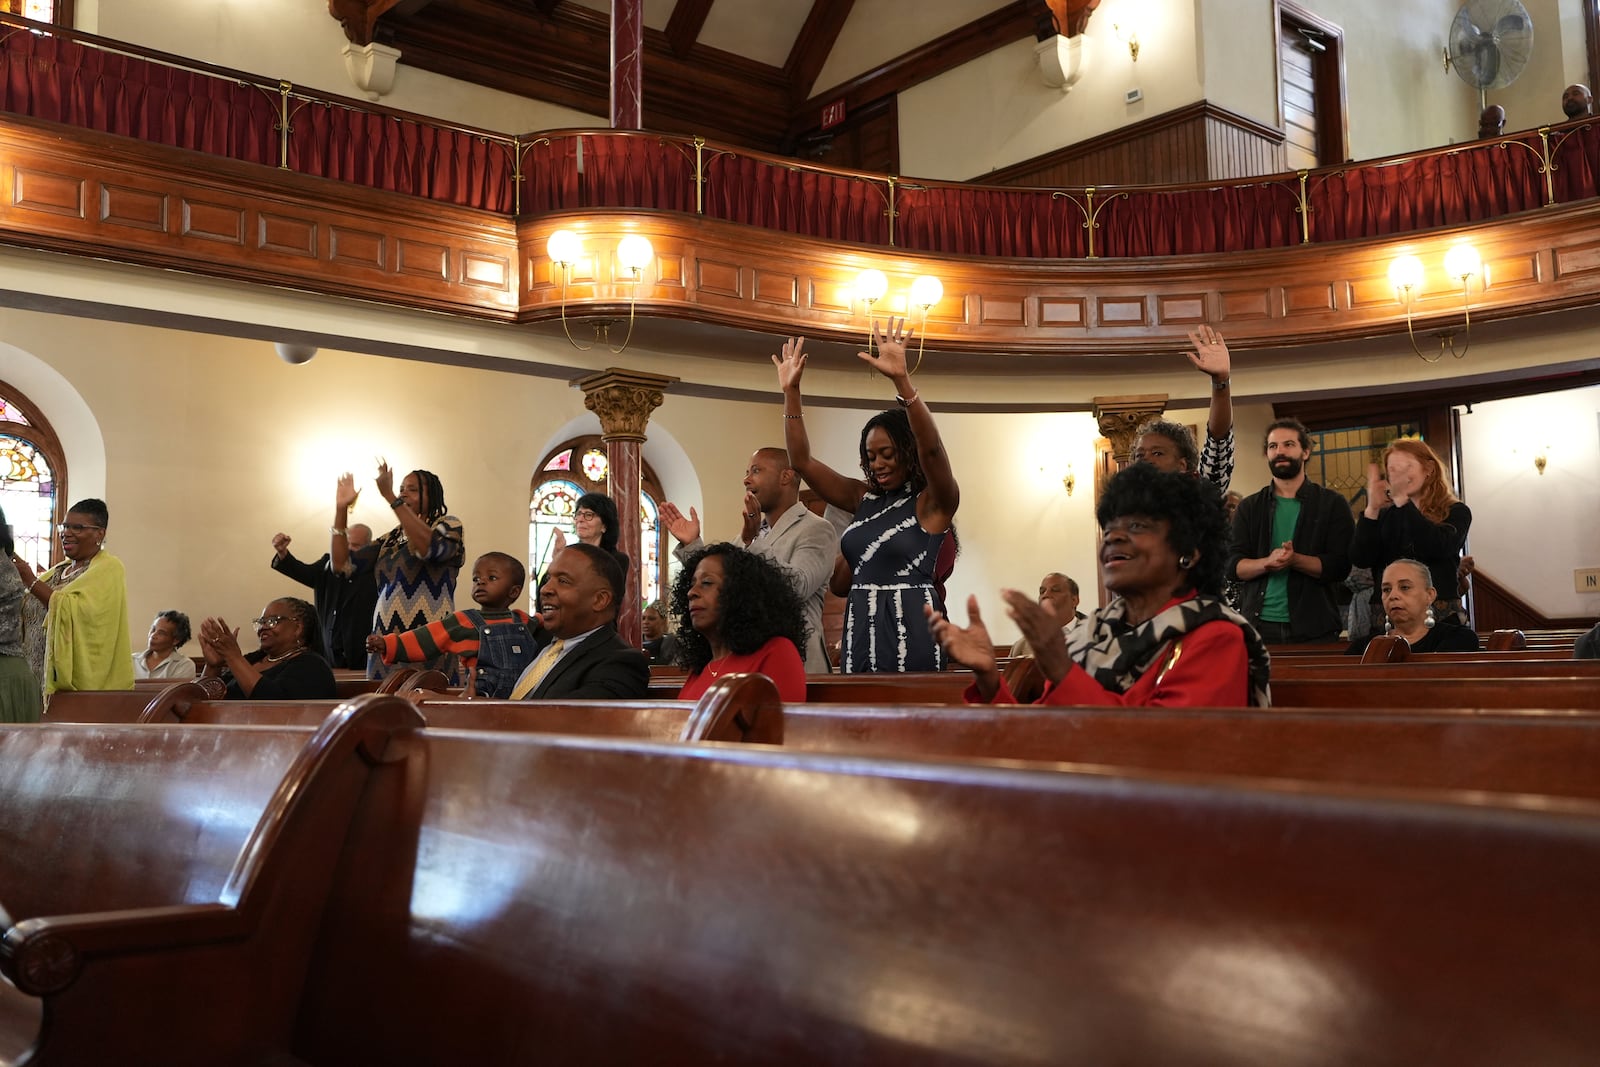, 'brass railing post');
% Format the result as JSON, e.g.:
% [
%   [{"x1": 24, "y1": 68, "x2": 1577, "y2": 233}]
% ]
[
  {"x1": 1296, "y1": 169, "x2": 1311, "y2": 244},
  {"x1": 1052, "y1": 187, "x2": 1127, "y2": 259}
]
